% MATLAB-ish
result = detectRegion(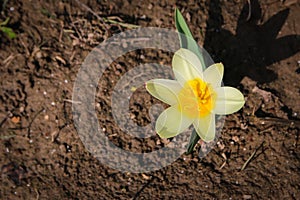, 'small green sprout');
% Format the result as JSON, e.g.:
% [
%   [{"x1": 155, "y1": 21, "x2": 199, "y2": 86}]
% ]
[{"x1": 0, "y1": 17, "x2": 16, "y2": 39}]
